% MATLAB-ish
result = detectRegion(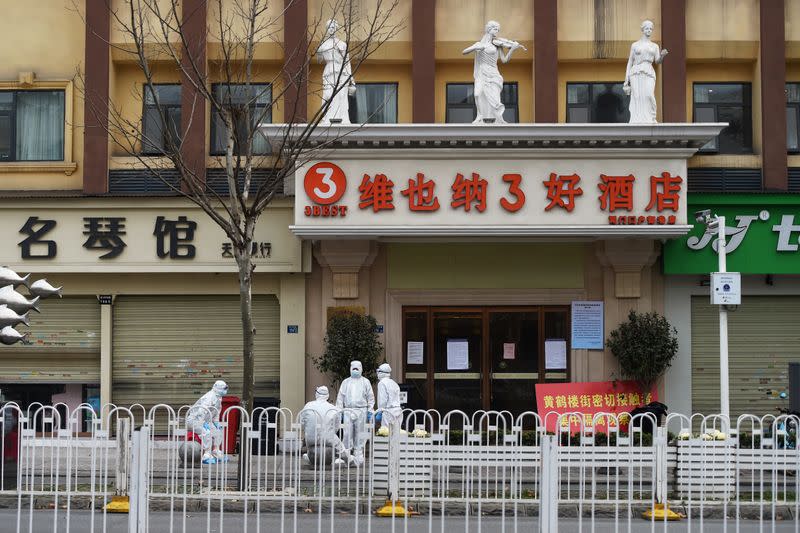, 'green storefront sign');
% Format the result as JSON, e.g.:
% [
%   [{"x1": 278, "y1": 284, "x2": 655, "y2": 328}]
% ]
[{"x1": 663, "y1": 194, "x2": 800, "y2": 274}]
